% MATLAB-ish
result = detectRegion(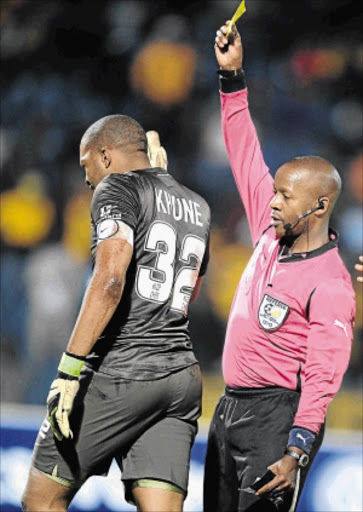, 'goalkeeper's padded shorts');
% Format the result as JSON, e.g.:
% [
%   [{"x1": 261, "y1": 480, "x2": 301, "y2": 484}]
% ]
[{"x1": 31, "y1": 363, "x2": 202, "y2": 503}]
